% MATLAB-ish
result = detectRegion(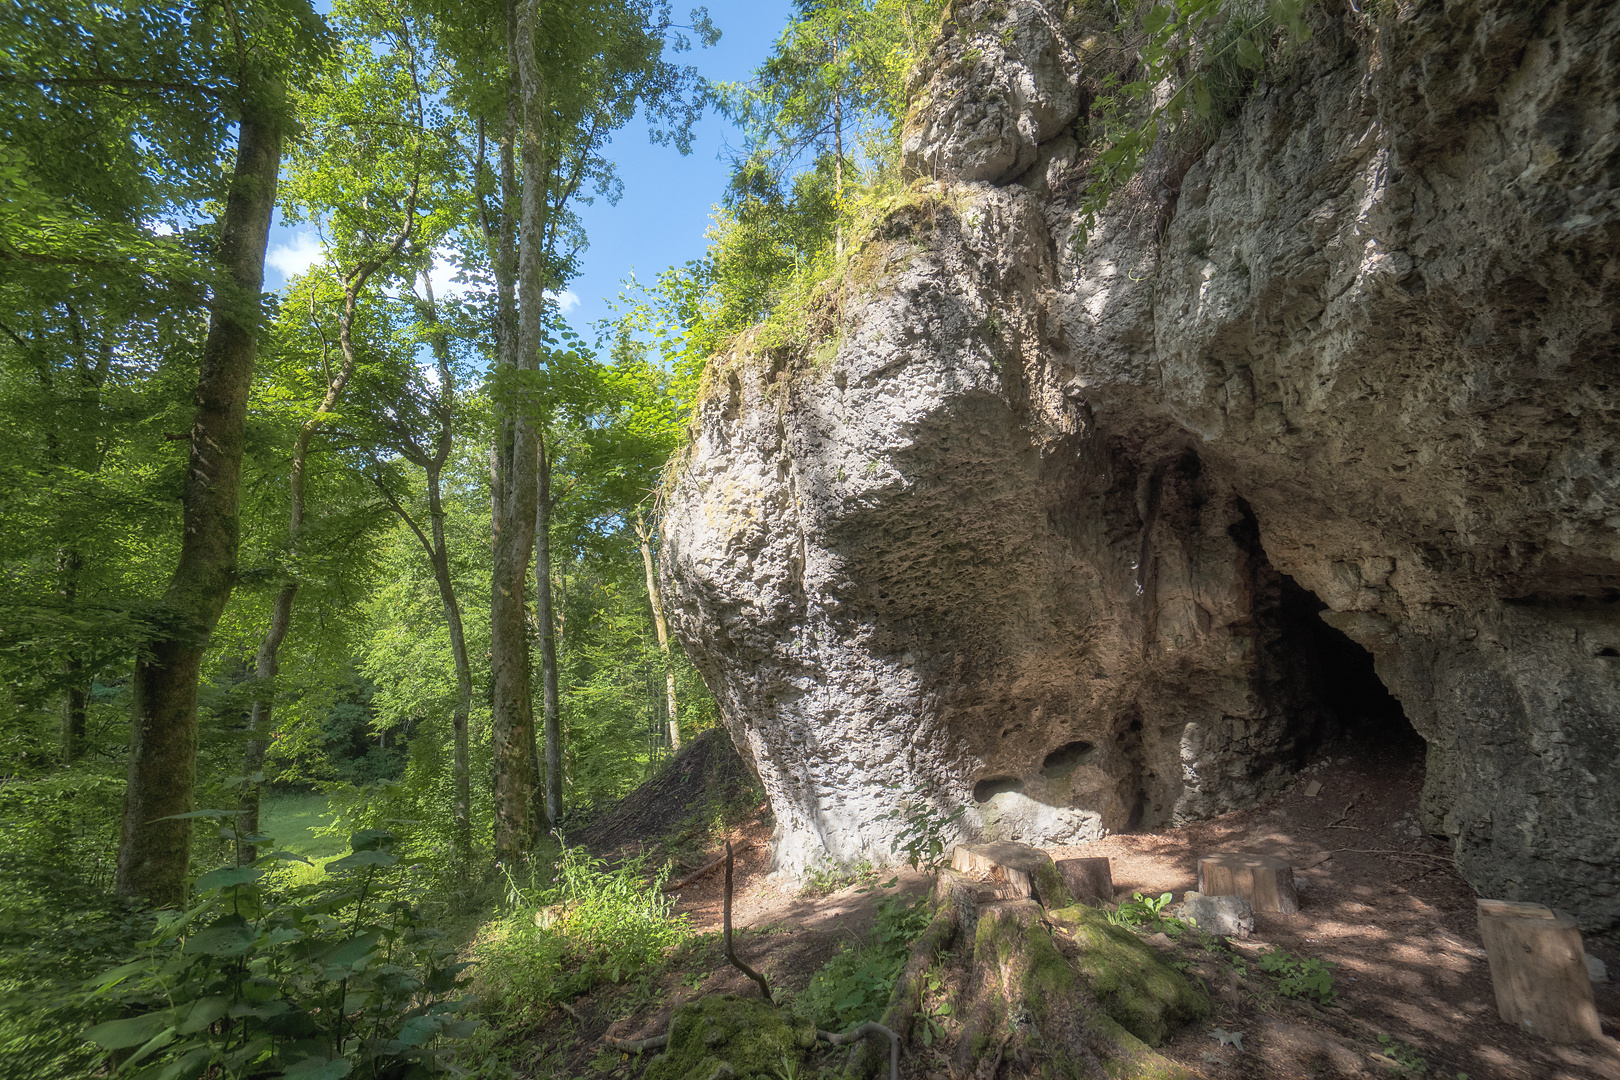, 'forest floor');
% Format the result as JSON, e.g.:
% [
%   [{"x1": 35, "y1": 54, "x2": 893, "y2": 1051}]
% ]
[{"x1": 534, "y1": 730, "x2": 1619, "y2": 1080}]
